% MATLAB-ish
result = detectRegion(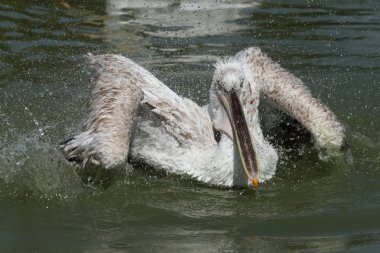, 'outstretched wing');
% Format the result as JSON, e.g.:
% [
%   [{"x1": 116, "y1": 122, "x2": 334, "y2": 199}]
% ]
[
  {"x1": 60, "y1": 54, "x2": 215, "y2": 172},
  {"x1": 60, "y1": 54, "x2": 143, "y2": 174},
  {"x1": 235, "y1": 47, "x2": 346, "y2": 150}
]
